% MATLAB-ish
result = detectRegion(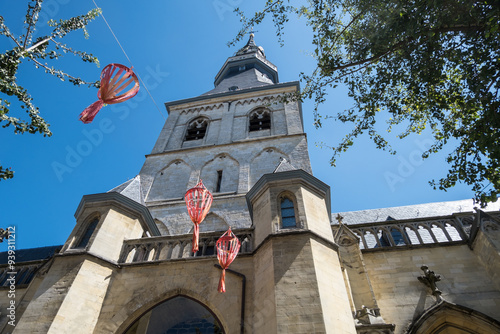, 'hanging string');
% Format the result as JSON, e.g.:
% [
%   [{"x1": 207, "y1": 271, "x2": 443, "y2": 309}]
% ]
[{"x1": 91, "y1": 0, "x2": 166, "y2": 120}]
